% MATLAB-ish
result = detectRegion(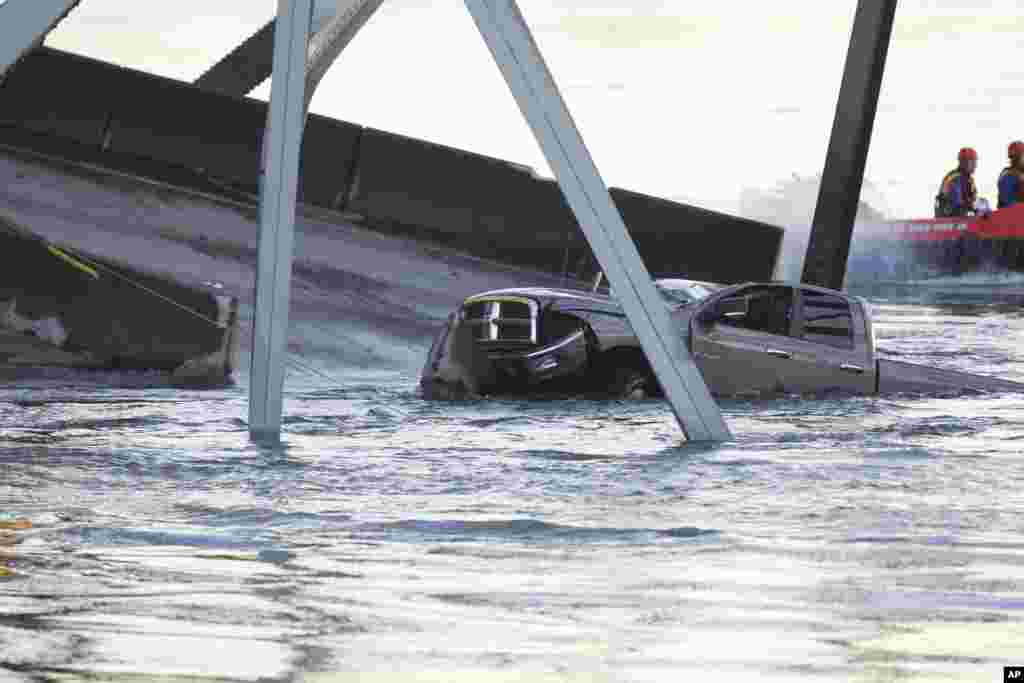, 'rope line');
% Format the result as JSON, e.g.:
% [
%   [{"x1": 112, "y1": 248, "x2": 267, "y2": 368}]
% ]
[
  {"x1": 58, "y1": 245, "x2": 227, "y2": 330},
  {"x1": 47, "y1": 245, "x2": 99, "y2": 279},
  {"x1": 55, "y1": 244, "x2": 348, "y2": 390},
  {"x1": 285, "y1": 354, "x2": 340, "y2": 388}
]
